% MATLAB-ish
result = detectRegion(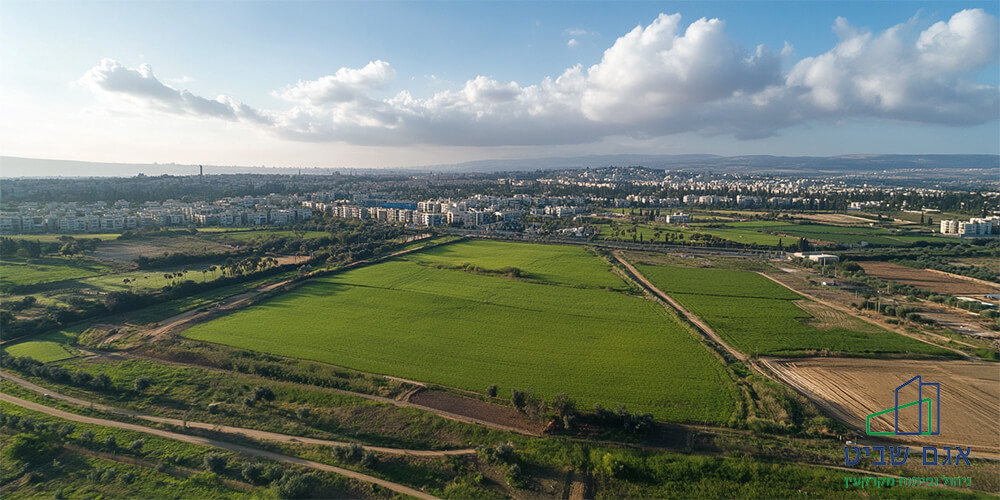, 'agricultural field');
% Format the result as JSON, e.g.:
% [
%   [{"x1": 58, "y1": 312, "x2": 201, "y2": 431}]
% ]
[
  {"x1": 859, "y1": 262, "x2": 1000, "y2": 296},
  {"x1": 89, "y1": 236, "x2": 233, "y2": 262},
  {"x1": 2, "y1": 328, "x2": 81, "y2": 363},
  {"x1": 762, "y1": 357, "x2": 1000, "y2": 452},
  {"x1": 633, "y1": 263, "x2": 956, "y2": 358},
  {"x1": 201, "y1": 229, "x2": 330, "y2": 243},
  {"x1": 0, "y1": 257, "x2": 114, "y2": 289},
  {"x1": 184, "y1": 240, "x2": 740, "y2": 424},
  {"x1": 597, "y1": 215, "x2": 944, "y2": 248}
]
